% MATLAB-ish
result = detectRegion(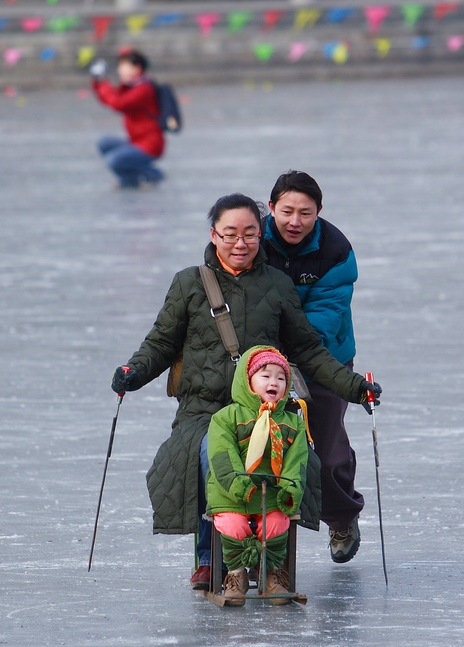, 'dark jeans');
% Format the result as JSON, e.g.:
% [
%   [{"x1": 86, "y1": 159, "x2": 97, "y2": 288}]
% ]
[
  {"x1": 307, "y1": 361, "x2": 364, "y2": 531},
  {"x1": 197, "y1": 433, "x2": 212, "y2": 565},
  {"x1": 97, "y1": 136, "x2": 162, "y2": 187}
]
